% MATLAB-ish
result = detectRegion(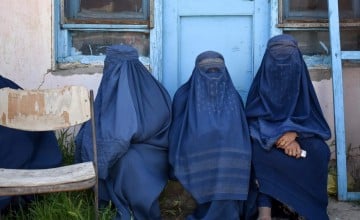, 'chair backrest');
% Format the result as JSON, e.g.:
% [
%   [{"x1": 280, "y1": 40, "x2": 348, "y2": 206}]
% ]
[
  {"x1": 0, "y1": 86, "x2": 91, "y2": 131},
  {"x1": 0, "y1": 85, "x2": 99, "y2": 219}
]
